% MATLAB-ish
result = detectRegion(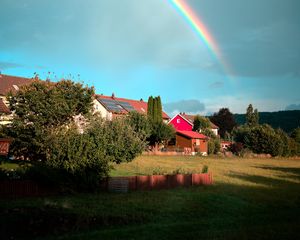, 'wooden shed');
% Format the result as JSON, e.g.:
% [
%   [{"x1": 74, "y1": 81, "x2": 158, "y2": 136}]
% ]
[{"x1": 176, "y1": 130, "x2": 208, "y2": 154}]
